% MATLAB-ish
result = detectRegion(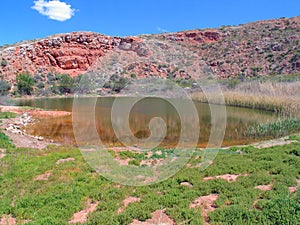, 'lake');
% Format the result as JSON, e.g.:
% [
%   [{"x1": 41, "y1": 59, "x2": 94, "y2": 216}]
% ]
[{"x1": 14, "y1": 97, "x2": 279, "y2": 147}]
